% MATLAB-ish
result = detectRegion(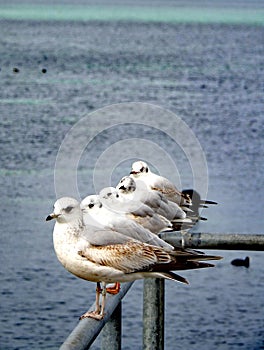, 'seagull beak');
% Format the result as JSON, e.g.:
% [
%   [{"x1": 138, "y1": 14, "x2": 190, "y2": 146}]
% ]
[{"x1": 46, "y1": 213, "x2": 59, "y2": 221}]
